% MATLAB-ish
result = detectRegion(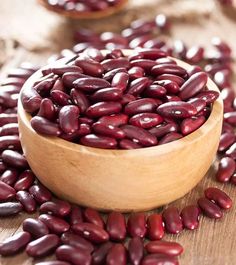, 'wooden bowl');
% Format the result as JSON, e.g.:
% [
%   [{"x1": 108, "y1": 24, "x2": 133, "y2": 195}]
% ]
[
  {"x1": 38, "y1": 0, "x2": 129, "y2": 19},
  {"x1": 18, "y1": 51, "x2": 223, "y2": 212}
]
